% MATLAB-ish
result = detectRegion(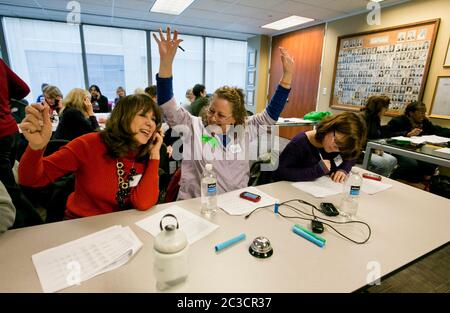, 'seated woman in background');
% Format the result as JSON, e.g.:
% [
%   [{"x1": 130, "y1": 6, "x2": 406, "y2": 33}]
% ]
[
  {"x1": 89, "y1": 84, "x2": 110, "y2": 113},
  {"x1": 385, "y1": 101, "x2": 450, "y2": 138},
  {"x1": 154, "y1": 27, "x2": 293, "y2": 199},
  {"x1": 384, "y1": 101, "x2": 450, "y2": 184},
  {"x1": 360, "y1": 95, "x2": 397, "y2": 177},
  {"x1": 273, "y1": 112, "x2": 366, "y2": 183},
  {"x1": 42, "y1": 85, "x2": 63, "y2": 116},
  {"x1": 114, "y1": 86, "x2": 126, "y2": 106},
  {"x1": 18, "y1": 93, "x2": 162, "y2": 219},
  {"x1": 53, "y1": 88, "x2": 100, "y2": 141}
]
